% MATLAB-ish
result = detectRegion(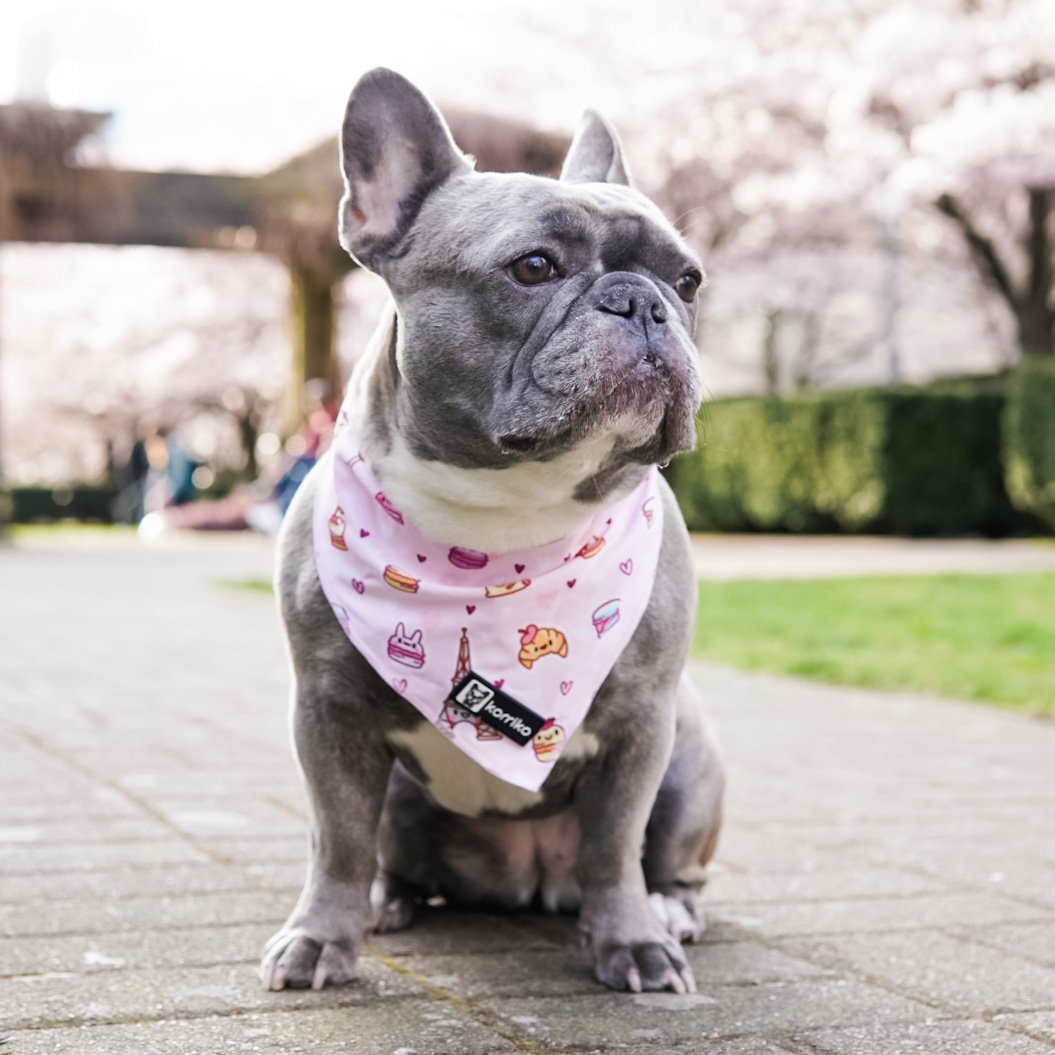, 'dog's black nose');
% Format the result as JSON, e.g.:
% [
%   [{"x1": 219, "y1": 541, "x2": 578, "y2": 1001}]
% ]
[
  {"x1": 596, "y1": 283, "x2": 668, "y2": 325},
  {"x1": 593, "y1": 275, "x2": 671, "y2": 368}
]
